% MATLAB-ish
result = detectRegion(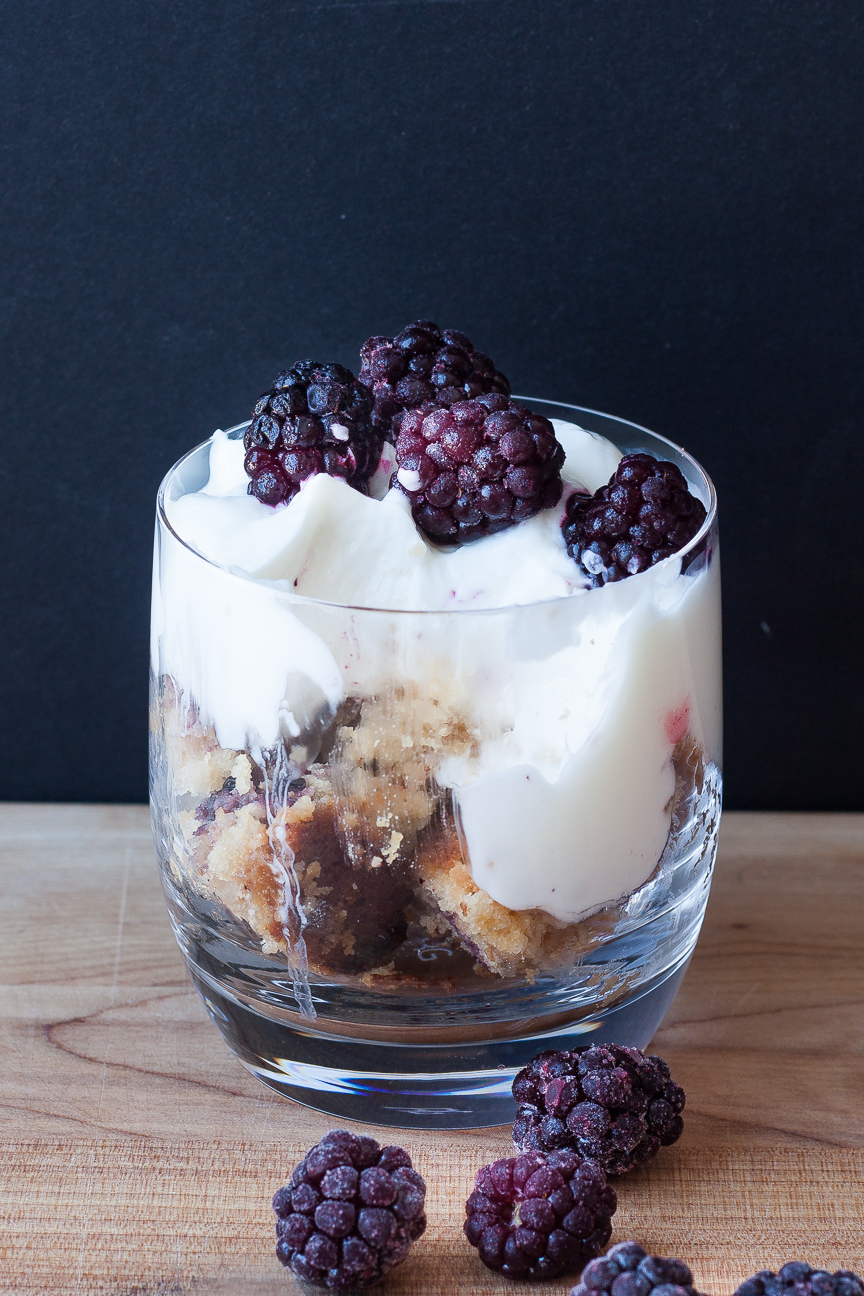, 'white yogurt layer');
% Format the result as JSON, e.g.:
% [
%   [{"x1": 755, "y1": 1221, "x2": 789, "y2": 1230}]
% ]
[
  {"x1": 171, "y1": 421, "x2": 619, "y2": 610},
  {"x1": 152, "y1": 418, "x2": 720, "y2": 922}
]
